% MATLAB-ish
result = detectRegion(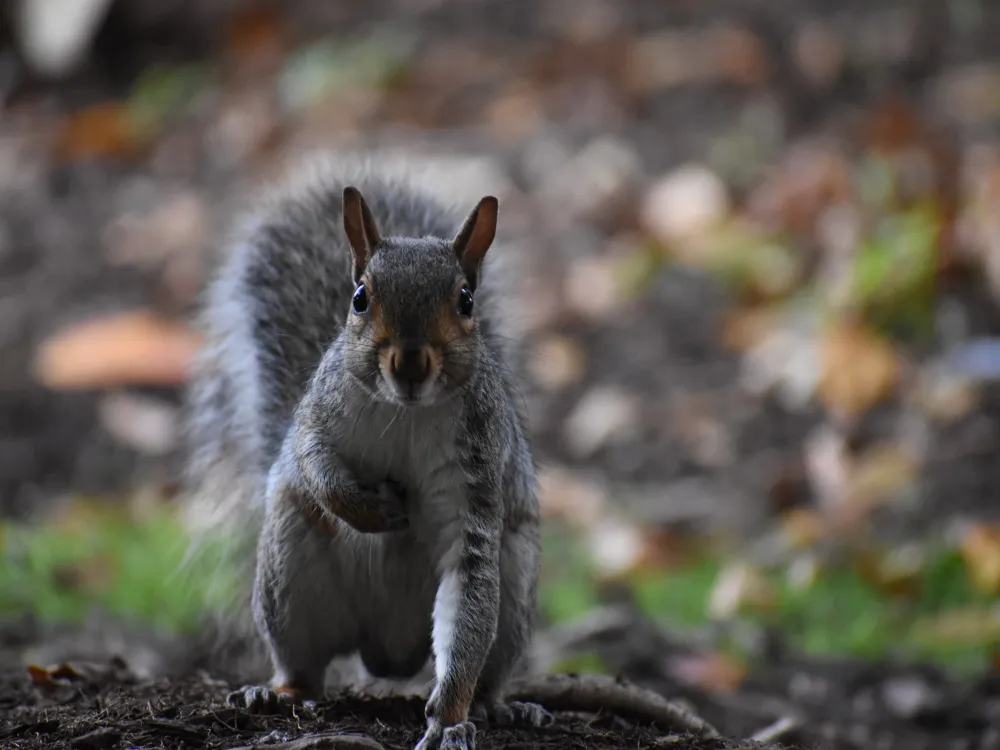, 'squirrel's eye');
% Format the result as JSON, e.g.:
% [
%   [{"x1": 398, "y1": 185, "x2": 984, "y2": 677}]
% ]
[
  {"x1": 352, "y1": 284, "x2": 368, "y2": 314},
  {"x1": 457, "y1": 286, "x2": 474, "y2": 317}
]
